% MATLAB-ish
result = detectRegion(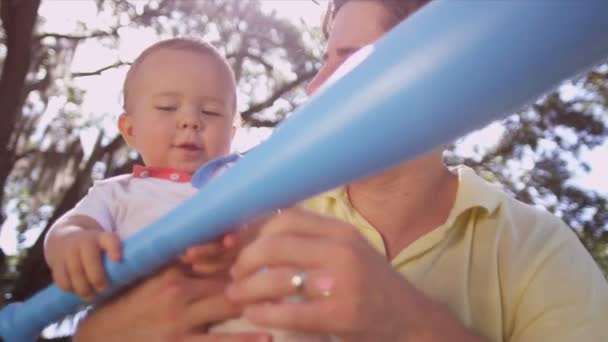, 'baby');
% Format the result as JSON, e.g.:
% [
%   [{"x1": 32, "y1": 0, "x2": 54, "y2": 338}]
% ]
[
  {"x1": 44, "y1": 38, "x2": 332, "y2": 342},
  {"x1": 44, "y1": 38, "x2": 237, "y2": 296}
]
